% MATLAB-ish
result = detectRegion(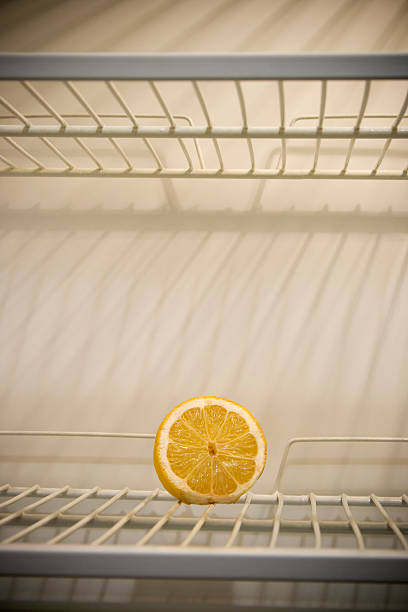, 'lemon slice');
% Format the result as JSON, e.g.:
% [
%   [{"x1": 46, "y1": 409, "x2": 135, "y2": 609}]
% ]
[{"x1": 153, "y1": 396, "x2": 267, "y2": 504}]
